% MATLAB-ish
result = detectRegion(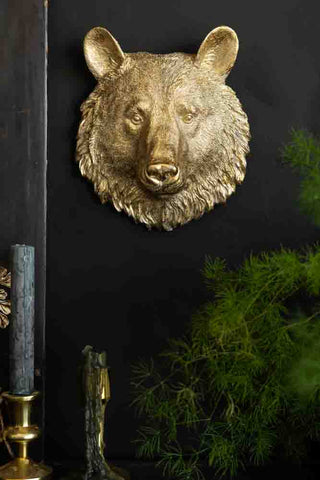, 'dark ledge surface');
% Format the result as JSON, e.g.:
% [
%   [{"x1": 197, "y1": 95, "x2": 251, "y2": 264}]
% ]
[{"x1": 50, "y1": 459, "x2": 320, "y2": 480}]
